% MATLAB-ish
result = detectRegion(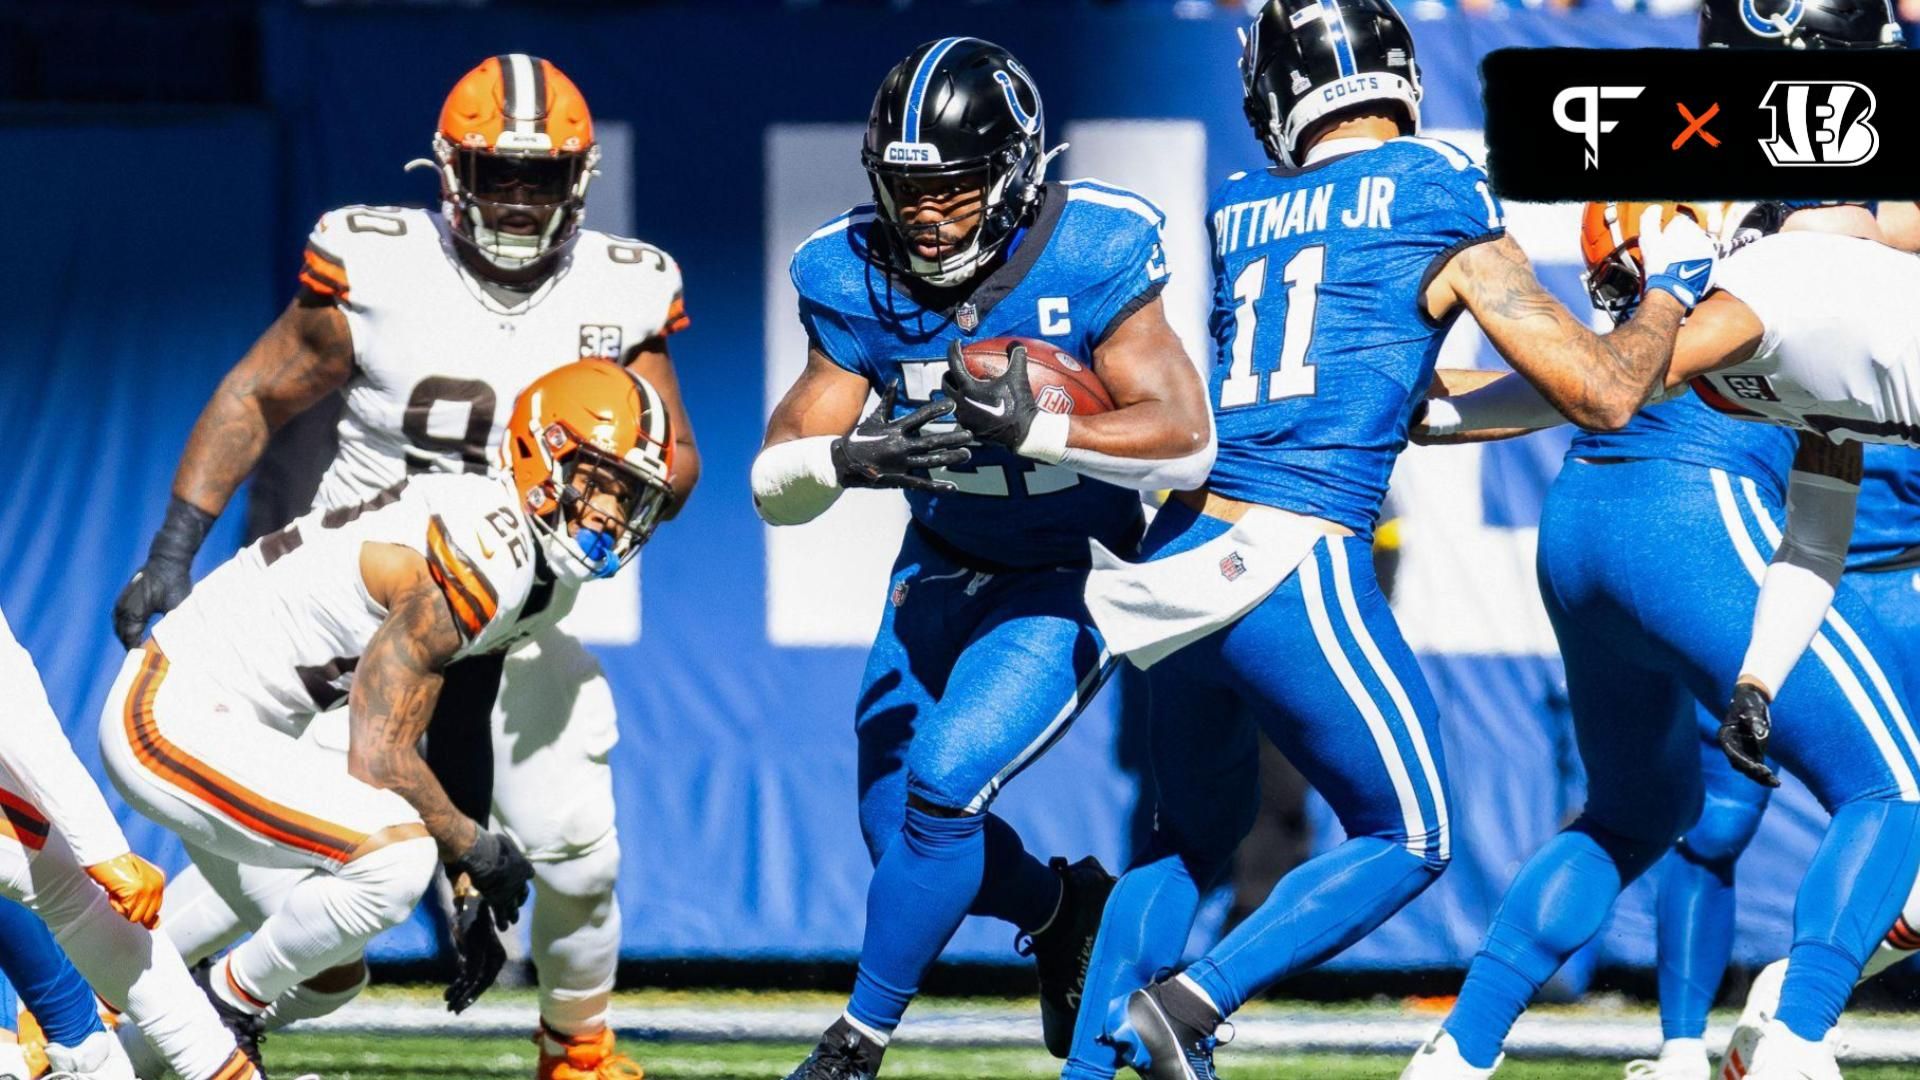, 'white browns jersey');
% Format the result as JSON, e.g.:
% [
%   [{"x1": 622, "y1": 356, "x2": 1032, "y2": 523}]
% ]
[
  {"x1": 299, "y1": 206, "x2": 687, "y2": 512},
  {"x1": 1692, "y1": 232, "x2": 1920, "y2": 446},
  {"x1": 152, "y1": 473, "x2": 576, "y2": 724}
]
